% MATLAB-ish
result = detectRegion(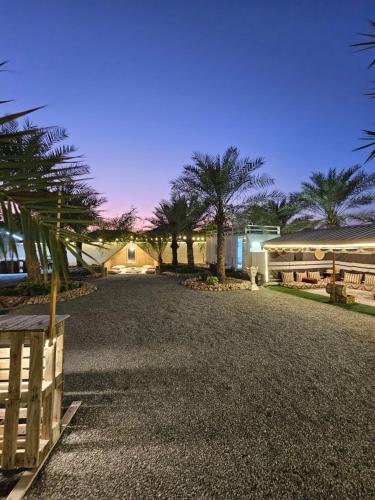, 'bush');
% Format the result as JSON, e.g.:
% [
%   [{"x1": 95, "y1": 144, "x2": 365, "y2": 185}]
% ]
[
  {"x1": 12, "y1": 280, "x2": 81, "y2": 297},
  {"x1": 15, "y1": 281, "x2": 50, "y2": 297},
  {"x1": 0, "y1": 287, "x2": 18, "y2": 296},
  {"x1": 206, "y1": 276, "x2": 219, "y2": 286}
]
